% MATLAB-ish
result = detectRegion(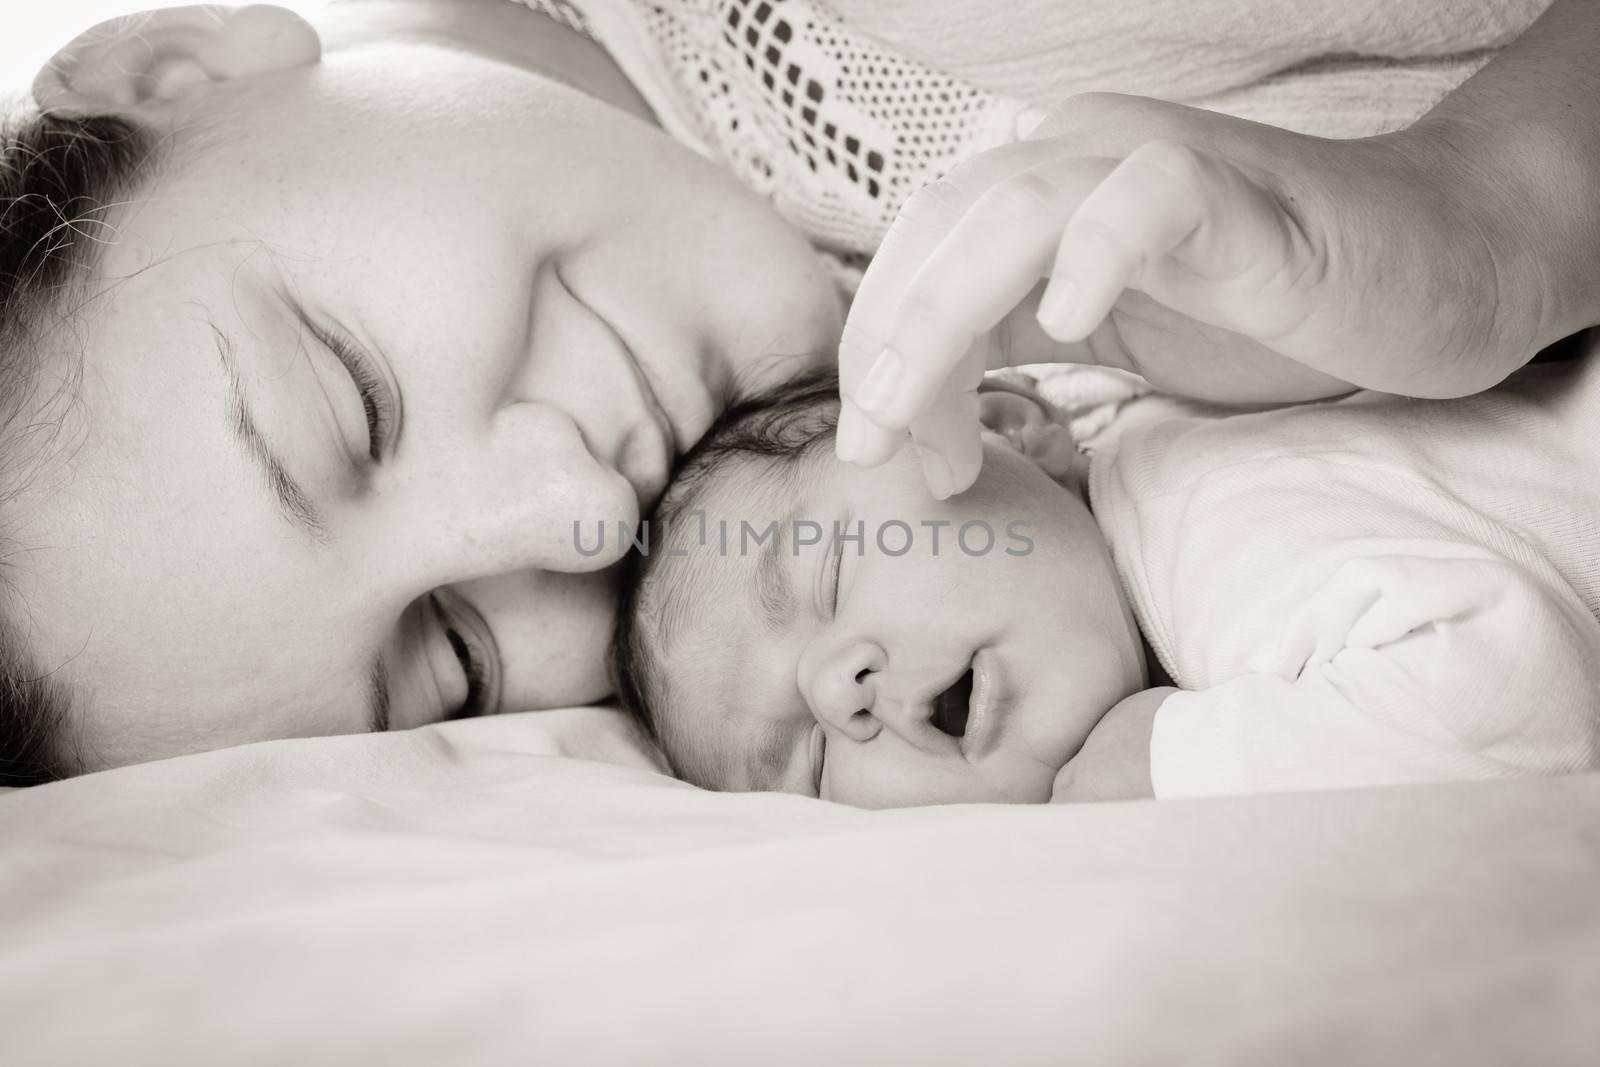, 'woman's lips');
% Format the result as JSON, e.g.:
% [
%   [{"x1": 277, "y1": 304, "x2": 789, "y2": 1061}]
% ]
[
  {"x1": 628, "y1": 347, "x2": 680, "y2": 461},
  {"x1": 556, "y1": 269, "x2": 674, "y2": 510},
  {"x1": 645, "y1": 339, "x2": 725, "y2": 460},
  {"x1": 617, "y1": 361, "x2": 674, "y2": 511},
  {"x1": 588, "y1": 306, "x2": 676, "y2": 510},
  {"x1": 606, "y1": 321, "x2": 727, "y2": 505}
]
